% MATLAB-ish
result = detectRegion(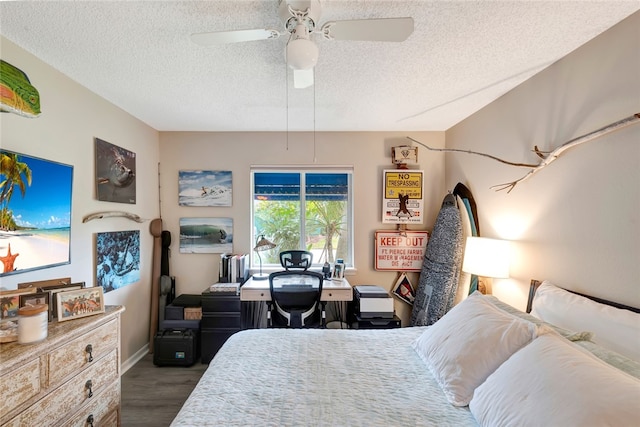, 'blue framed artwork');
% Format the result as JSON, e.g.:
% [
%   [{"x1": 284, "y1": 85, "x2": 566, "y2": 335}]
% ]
[
  {"x1": 96, "y1": 230, "x2": 141, "y2": 293},
  {"x1": 0, "y1": 149, "x2": 73, "y2": 276}
]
